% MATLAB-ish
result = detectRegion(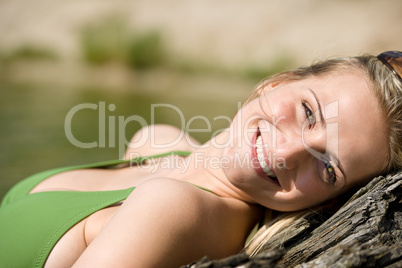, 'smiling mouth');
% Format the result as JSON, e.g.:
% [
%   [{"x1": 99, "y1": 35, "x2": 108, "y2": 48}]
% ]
[{"x1": 255, "y1": 131, "x2": 280, "y2": 186}]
